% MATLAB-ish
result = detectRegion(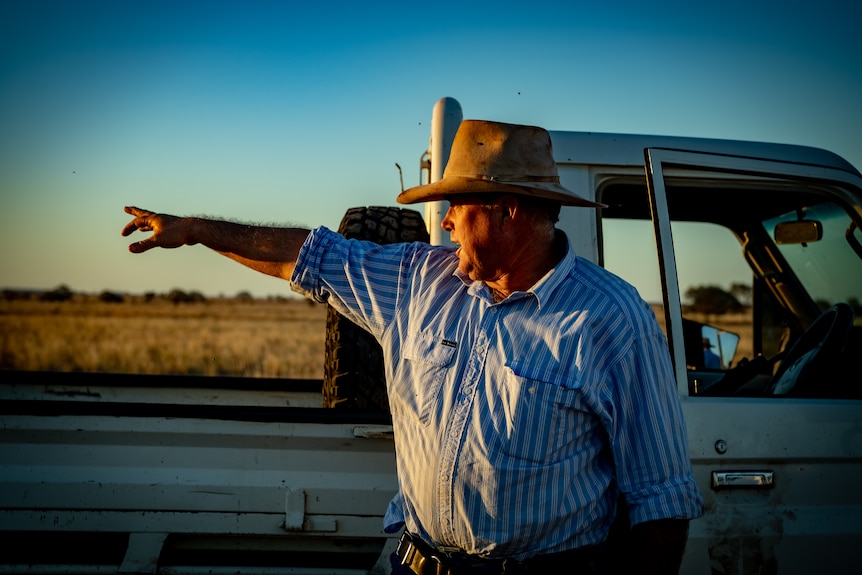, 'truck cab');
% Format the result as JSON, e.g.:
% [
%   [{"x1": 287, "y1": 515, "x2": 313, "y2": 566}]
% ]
[
  {"x1": 423, "y1": 97, "x2": 862, "y2": 572},
  {"x1": 558, "y1": 133, "x2": 861, "y2": 573}
]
